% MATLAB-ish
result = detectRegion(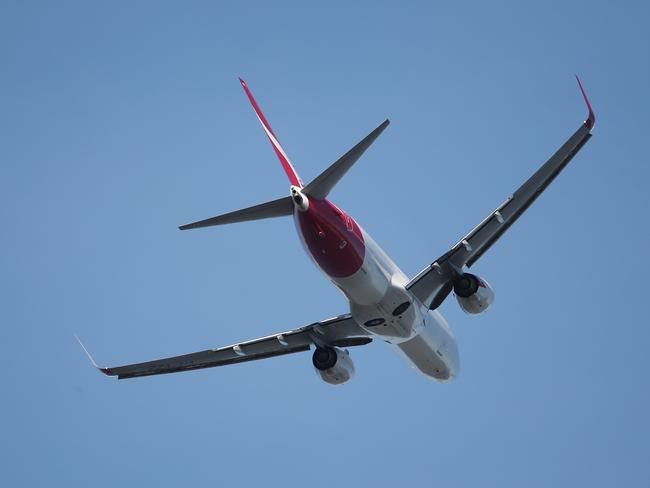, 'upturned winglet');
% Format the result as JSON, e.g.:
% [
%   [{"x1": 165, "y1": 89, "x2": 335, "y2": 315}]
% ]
[
  {"x1": 575, "y1": 75, "x2": 595, "y2": 130},
  {"x1": 74, "y1": 335, "x2": 113, "y2": 376}
]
